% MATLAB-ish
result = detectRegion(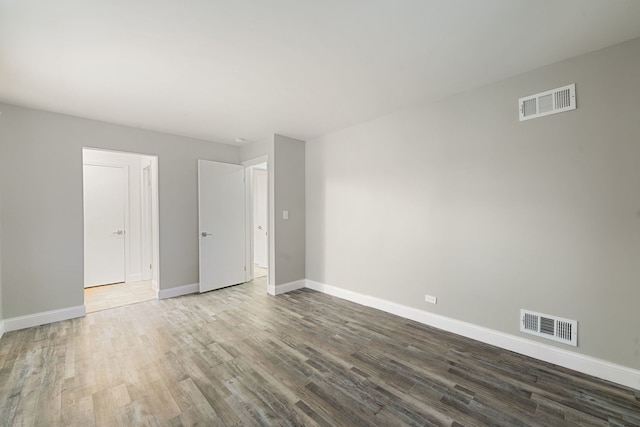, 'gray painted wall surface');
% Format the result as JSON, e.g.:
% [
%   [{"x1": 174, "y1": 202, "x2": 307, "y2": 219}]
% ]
[
  {"x1": 306, "y1": 37, "x2": 640, "y2": 369},
  {"x1": 240, "y1": 138, "x2": 273, "y2": 165},
  {"x1": 274, "y1": 135, "x2": 305, "y2": 285},
  {"x1": 0, "y1": 189, "x2": 3, "y2": 322},
  {"x1": 0, "y1": 103, "x2": 239, "y2": 318}
]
